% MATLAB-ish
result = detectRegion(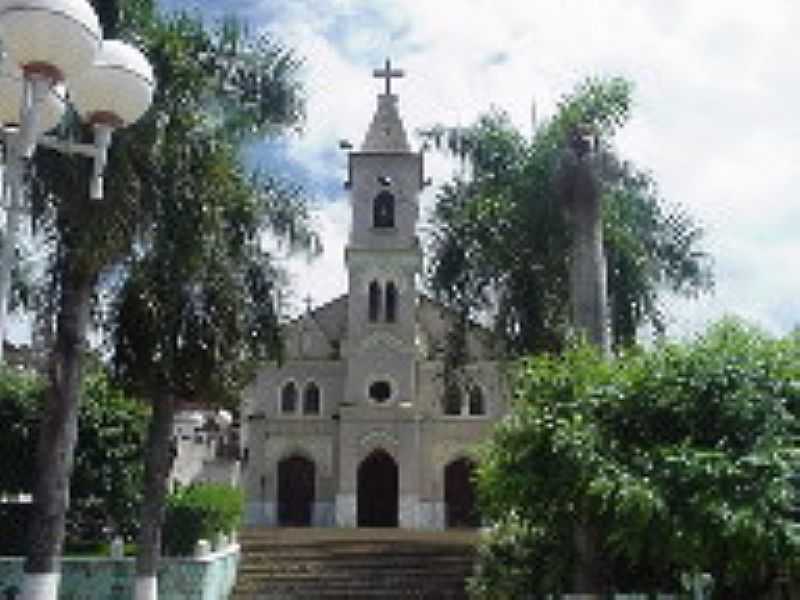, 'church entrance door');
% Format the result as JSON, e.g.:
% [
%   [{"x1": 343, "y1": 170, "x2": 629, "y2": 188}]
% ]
[
  {"x1": 357, "y1": 449, "x2": 398, "y2": 527},
  {"x1": 278, "y1": 455, "x2": 315, "y2": 526},
  {"x1": 444, "y1": 458, "x2": 480, "y2": 528}
]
